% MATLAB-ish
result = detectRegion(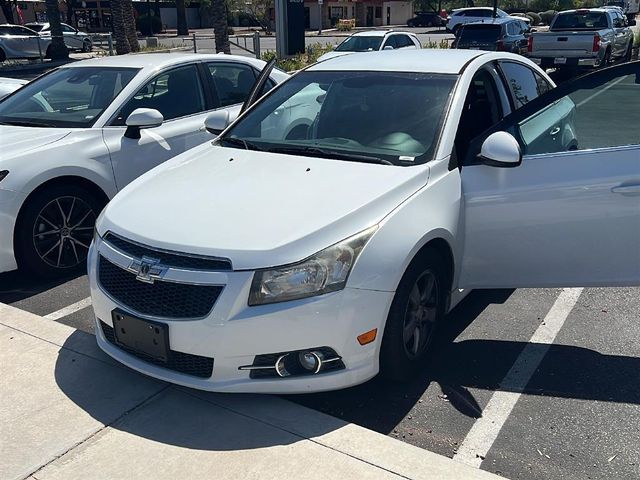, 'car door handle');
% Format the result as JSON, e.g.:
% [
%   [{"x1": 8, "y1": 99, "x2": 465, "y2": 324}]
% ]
[
  {"x1": 549, "y1": 127, "x2": 560, "y2": 135},
  {"x1": 611, "y1": 184, "x2": 640, "y2": 196}
]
